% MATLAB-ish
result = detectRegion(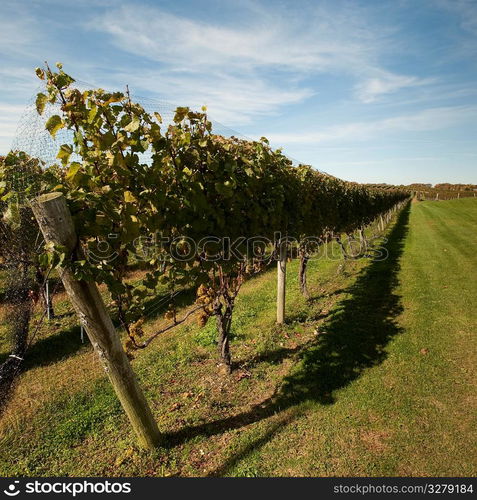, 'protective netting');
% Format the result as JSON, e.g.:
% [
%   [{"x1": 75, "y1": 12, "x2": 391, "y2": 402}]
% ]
[
  {"x1": 8, "y1": 80, "x2": 256, "y2": 201},
  {"x1": 1, "y1": 82, "x2": 266, "y2": 410},
  {"x1": 8, "y1": 79, "x2": 333, "y2": 203}
]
